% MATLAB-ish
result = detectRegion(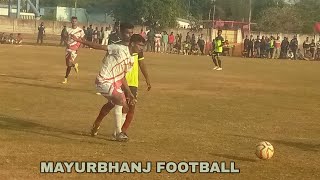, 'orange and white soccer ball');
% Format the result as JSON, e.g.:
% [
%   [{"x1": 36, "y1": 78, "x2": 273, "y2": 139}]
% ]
[{"x1": 255, "y1": 141, "x2": 274, "y2": 160}]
